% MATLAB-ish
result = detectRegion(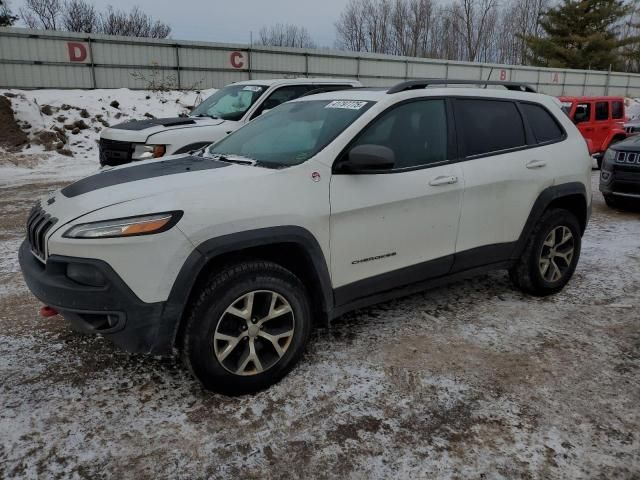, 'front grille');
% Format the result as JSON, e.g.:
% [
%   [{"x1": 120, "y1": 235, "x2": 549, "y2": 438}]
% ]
[
  {"x1": 615, "y1": 151, "x2": 640, "y2": 166},
  {"x1": 26, "y1": 202, "x2": 58, "y2": 262},
  {"x1": 99, "y1": 138, "x2": 134, "y2": 166},
  {"x1": 625, "y1": 126, "x2": 638, "y2": 134}
]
